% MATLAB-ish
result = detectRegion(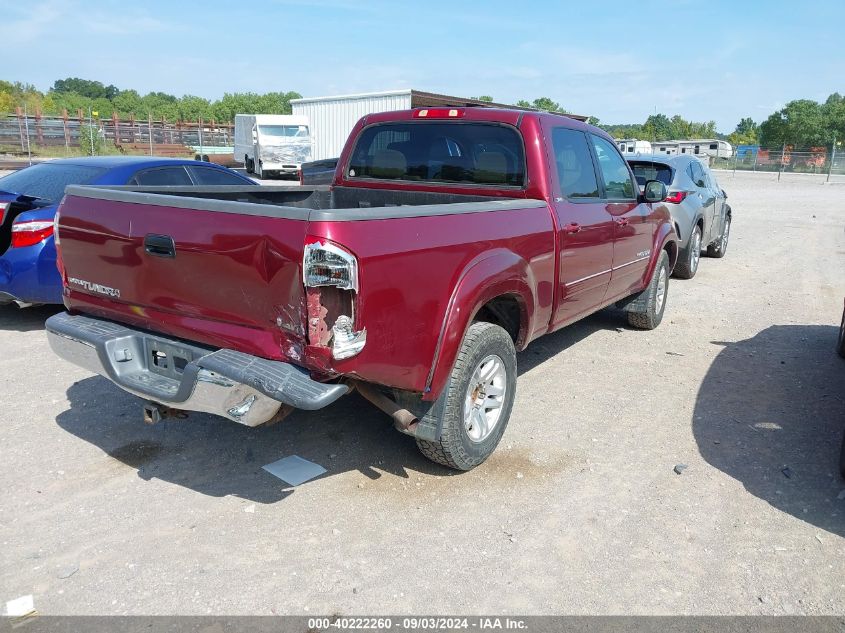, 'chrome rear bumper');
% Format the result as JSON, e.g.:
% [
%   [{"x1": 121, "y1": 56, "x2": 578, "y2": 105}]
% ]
[{"x1": 46, "y1": 312, "x2": 348, "y2": 427}]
